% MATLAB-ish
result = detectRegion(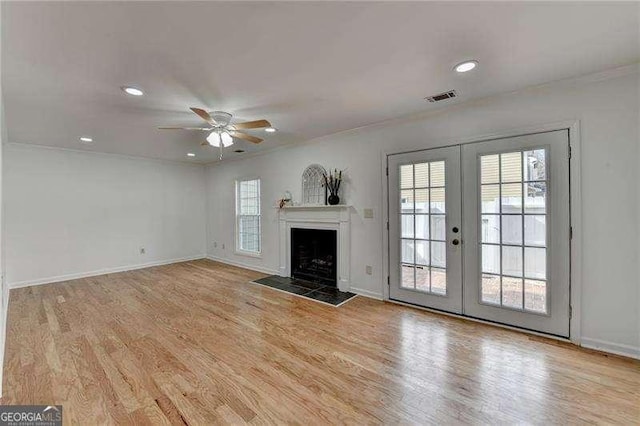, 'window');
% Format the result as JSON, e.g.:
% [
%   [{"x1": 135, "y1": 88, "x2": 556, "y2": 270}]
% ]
[
  {"x1": 479, "y1": 149, "x2": 548, "y2": 314},
  {"x1": 236, "y1": 178, "x2": 261, "y2": 255},
  {"x1": 399, "y1": 161, "x2": 447, "y2": 295}
]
